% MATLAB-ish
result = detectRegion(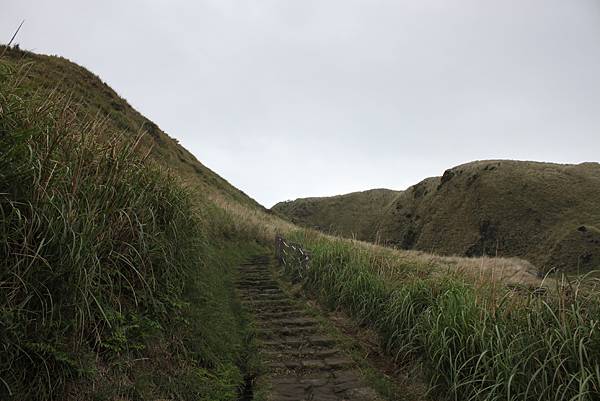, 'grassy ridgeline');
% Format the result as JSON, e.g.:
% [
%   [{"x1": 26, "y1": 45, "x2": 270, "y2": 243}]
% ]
[
  {"x1": 273, "y1": 161, "x2": 600, "y2": 274},
  {"x1": 283, "y1": 231, "x2": 600, "y2": 401},
  {"x1": 0, "y1": 58, "x2": 262, "y2": 400}
]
